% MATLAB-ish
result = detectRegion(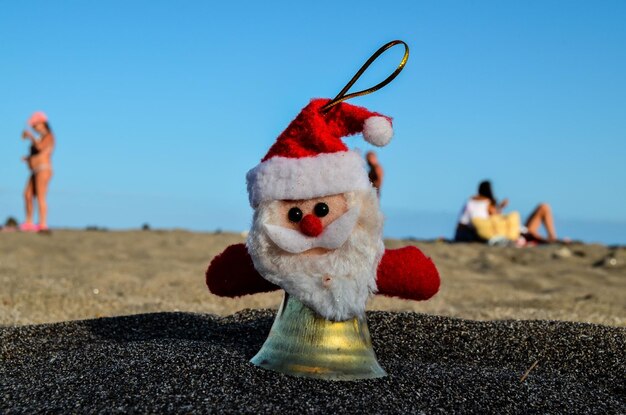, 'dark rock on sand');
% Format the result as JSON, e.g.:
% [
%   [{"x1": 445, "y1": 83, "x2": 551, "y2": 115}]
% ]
[
  {"x1": 3, "y1": 217, "x2": 18, "y2": 228},
  {"x1": 1, "y1": 311, "x2": 624, "y2": 414}
]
